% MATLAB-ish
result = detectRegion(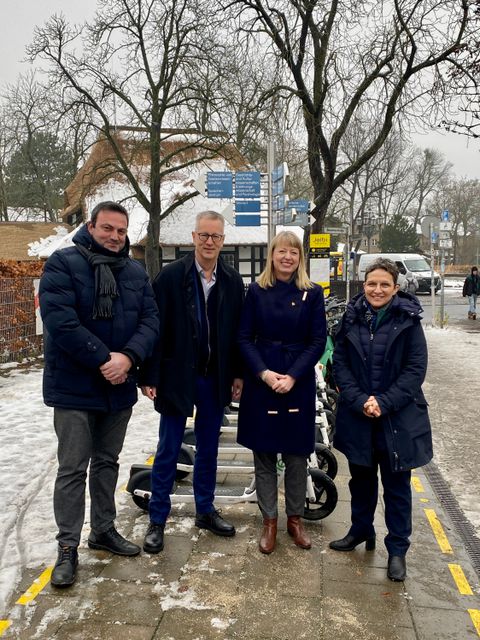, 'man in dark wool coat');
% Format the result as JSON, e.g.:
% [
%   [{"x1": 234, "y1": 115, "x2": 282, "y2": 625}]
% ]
[
  {"x1": 40, "y1": 201, "x2": 159, "y2": 587},
  {"x1": 140, "y1": 210, "x2": 244, "y2": 555}
]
